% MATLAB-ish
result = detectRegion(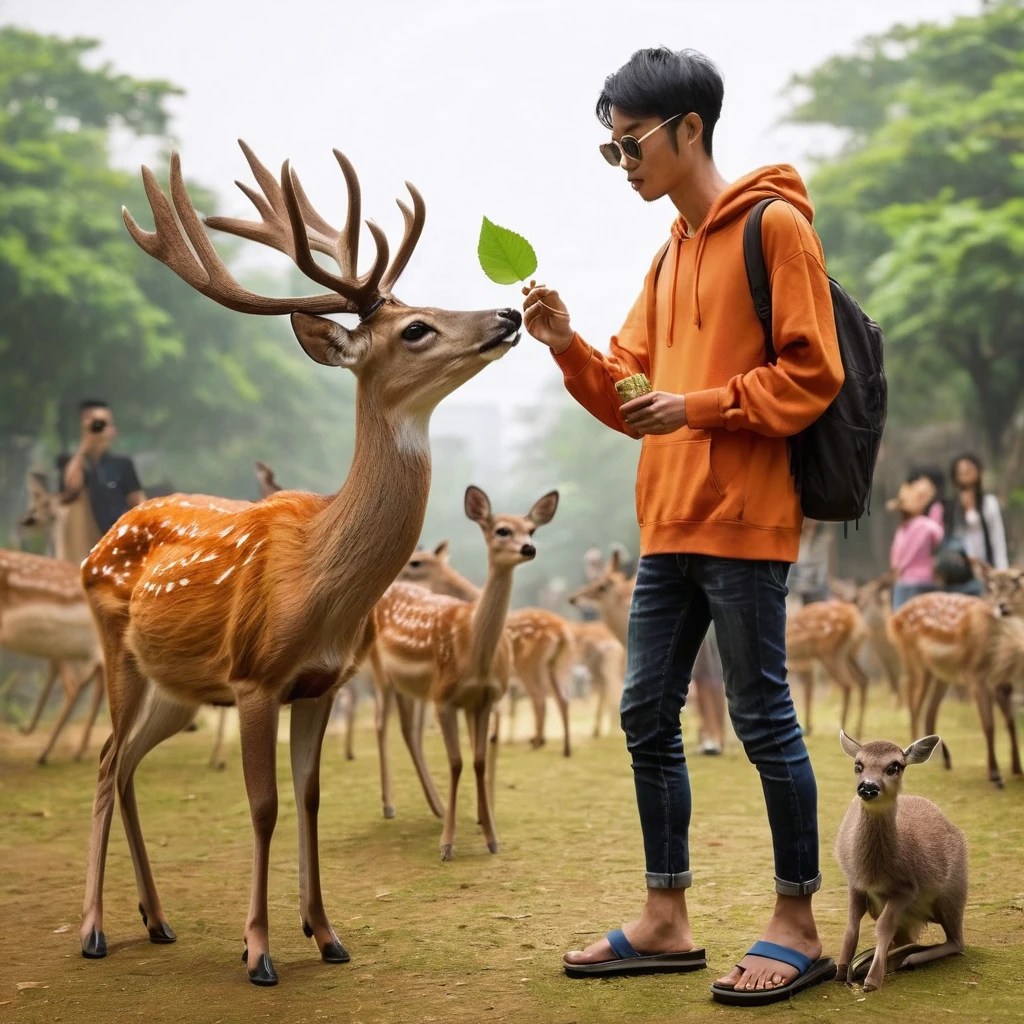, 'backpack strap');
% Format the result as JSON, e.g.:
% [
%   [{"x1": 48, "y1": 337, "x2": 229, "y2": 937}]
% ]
[{"x1": 742, "y1": 197, "x2": 783, "y2": 364}]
